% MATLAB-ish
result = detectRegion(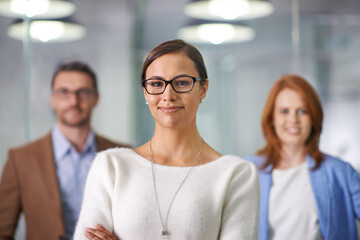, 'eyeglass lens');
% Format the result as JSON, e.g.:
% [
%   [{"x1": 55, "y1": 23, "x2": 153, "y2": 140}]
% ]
[
  {"x1": 53, "y1": 88, "x2": 96, "y2": 99},
  {"x1": 145, "y1": 76, "x2": 195, "y2": 94}
]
